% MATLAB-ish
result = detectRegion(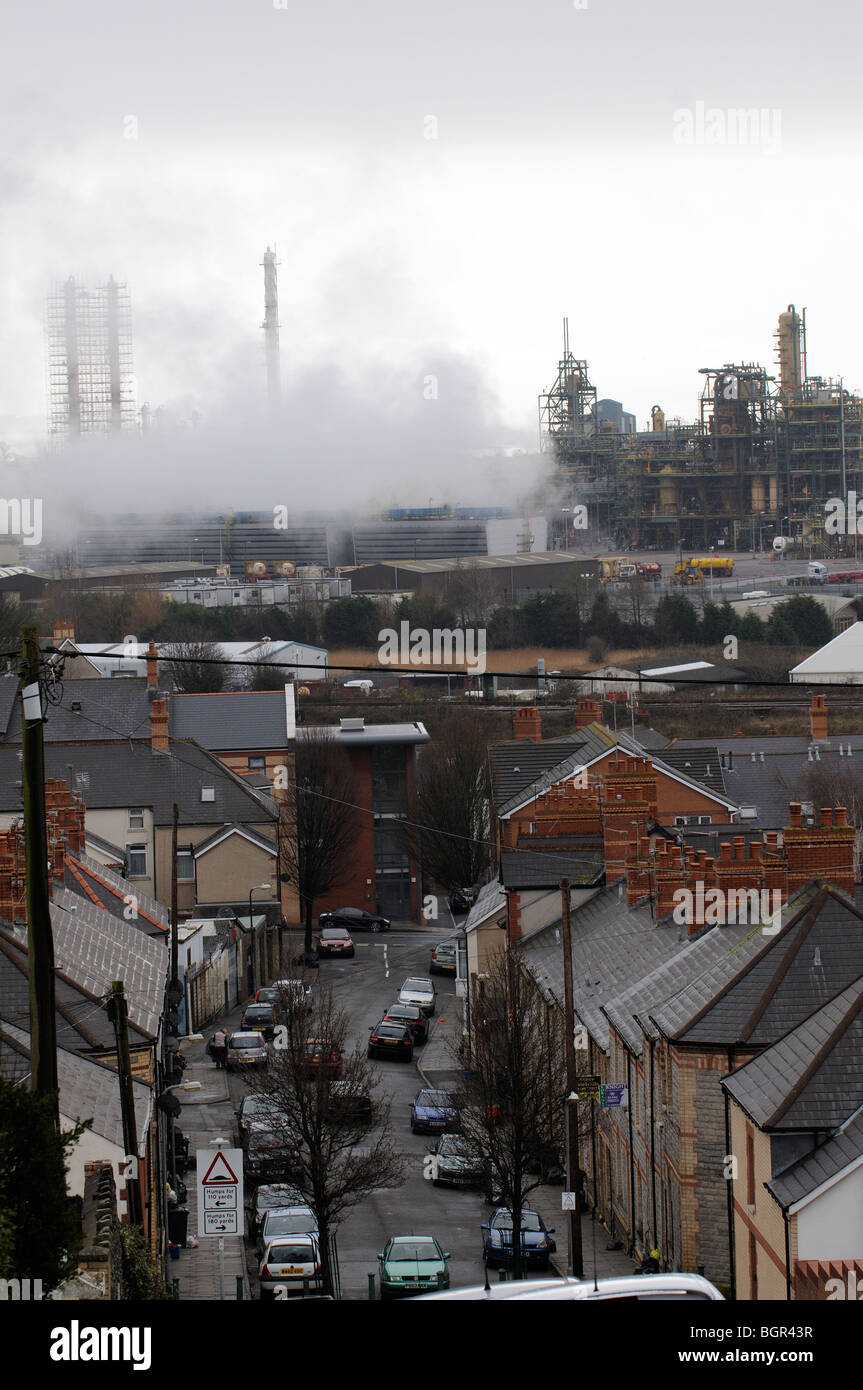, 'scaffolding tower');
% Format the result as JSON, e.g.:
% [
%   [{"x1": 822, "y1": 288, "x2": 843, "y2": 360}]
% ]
[{"x1": 46, "y1": 276, "x2": 136, "y2": 440}]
